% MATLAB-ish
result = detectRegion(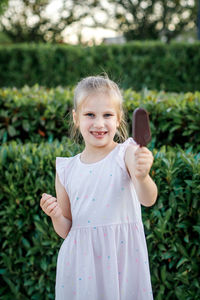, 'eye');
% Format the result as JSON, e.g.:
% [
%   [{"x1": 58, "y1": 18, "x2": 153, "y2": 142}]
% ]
[
  {"x1": 85, "y1": 113, "x2": 95, "y2": 117},
  {"x1": 104, "y1": 114, "x2": 113, "y2": 117}
]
